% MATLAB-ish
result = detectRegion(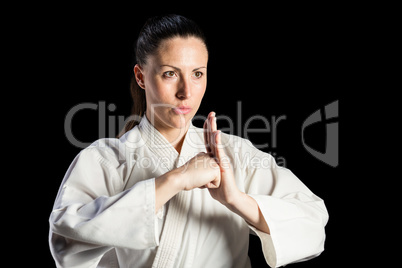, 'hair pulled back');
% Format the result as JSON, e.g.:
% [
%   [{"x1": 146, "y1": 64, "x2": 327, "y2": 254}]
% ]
[{"x1": 118, "y1": 14, "x2": 207, "y2": 137}]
